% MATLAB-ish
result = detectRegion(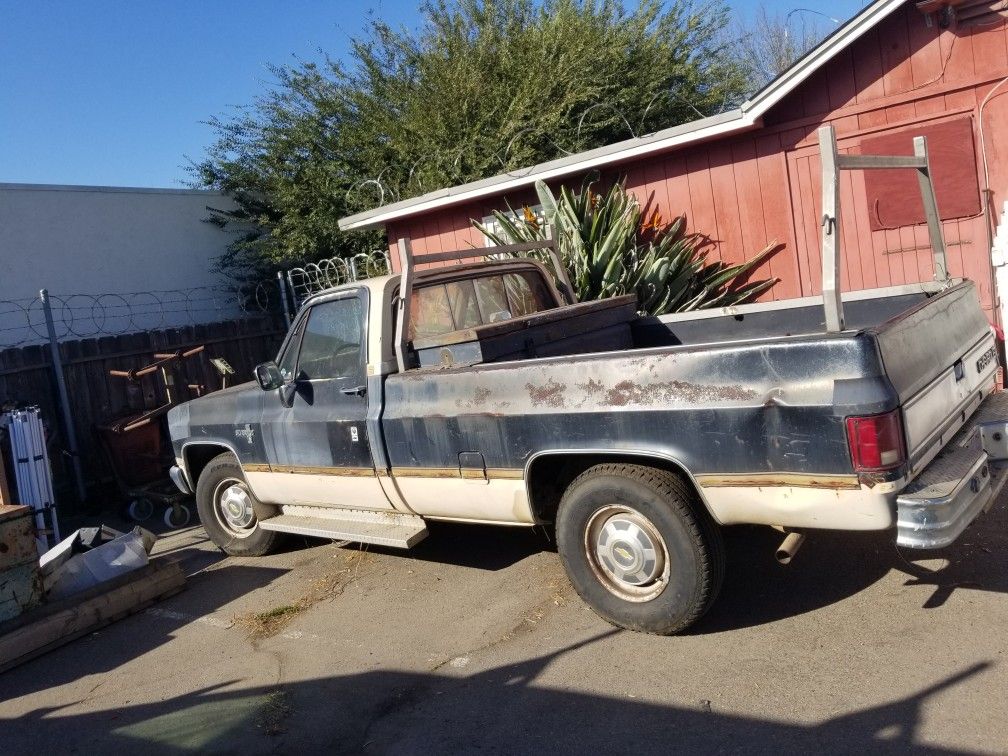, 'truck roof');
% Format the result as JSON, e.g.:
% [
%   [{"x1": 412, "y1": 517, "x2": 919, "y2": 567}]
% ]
[{"x1": 302, "y1": 258, "x2": 555, "y2": 308}]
